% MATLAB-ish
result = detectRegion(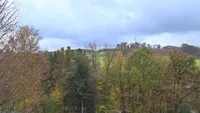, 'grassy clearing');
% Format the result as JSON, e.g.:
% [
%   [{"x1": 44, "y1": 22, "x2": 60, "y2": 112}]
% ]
[
  {"x1": 87, "y1": 52, "x2": 200, "y2": 67},
  {"x1": 196, "y1": 59, "x2": 200, "y2": 67}
]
